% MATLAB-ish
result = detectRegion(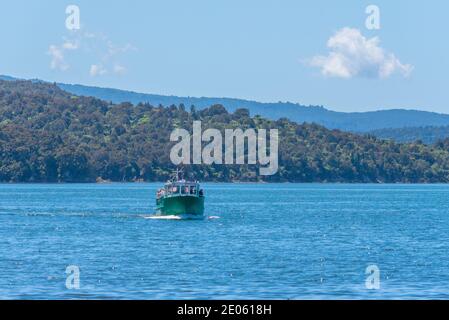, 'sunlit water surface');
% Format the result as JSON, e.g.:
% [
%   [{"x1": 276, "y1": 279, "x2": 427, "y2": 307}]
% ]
[{"x1": 1, "y1": 183, "x2": 449, "y2": 299}]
